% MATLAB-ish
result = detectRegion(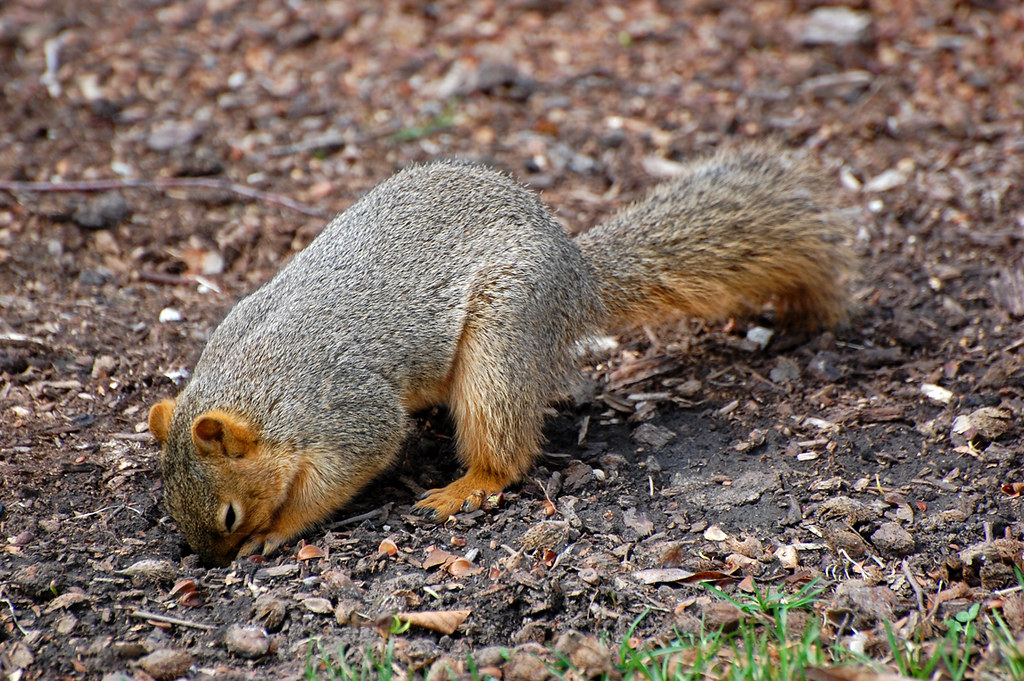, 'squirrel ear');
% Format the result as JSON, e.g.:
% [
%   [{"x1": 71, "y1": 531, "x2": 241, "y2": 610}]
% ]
[
  {"x1": 149, "y1": 399, "x2": 176, "y2": 444},
  {"x1": 191, "y1": 411, "x2": 257, "y2": 459}
]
